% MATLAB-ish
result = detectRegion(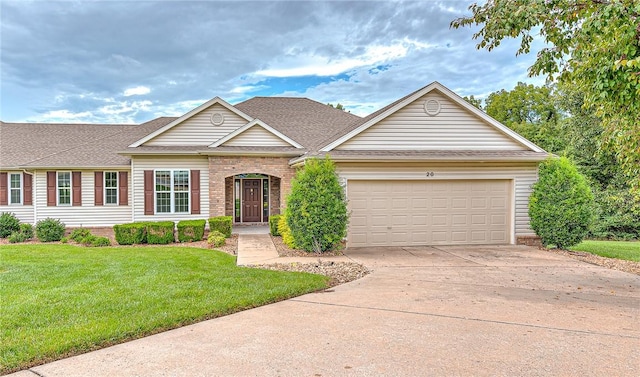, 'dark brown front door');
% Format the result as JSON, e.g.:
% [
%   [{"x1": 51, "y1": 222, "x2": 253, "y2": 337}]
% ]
[{"x1": 242, "y1": 180, "x2": 261, "y2": 222}]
